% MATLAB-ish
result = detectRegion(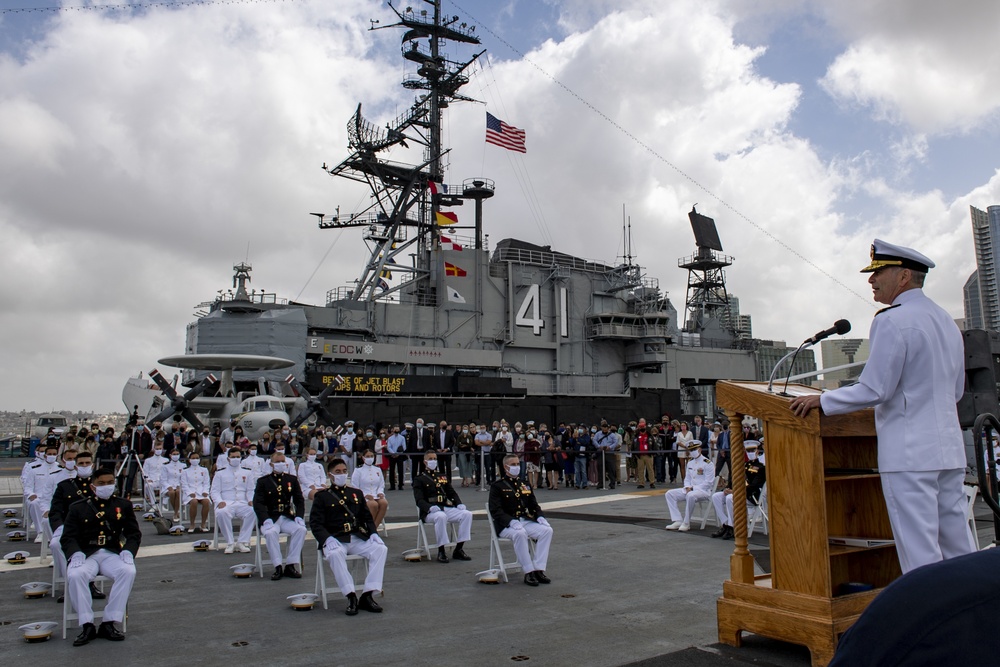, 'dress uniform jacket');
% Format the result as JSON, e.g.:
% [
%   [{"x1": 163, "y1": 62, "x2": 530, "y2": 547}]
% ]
[
  {"x1": 412, "y1": 472, "x2": 462, "y2": 521},
  {"x1": 253, "y1": 472, "x2": 305, "y2": 526},
  {"x1": 309, "y1": 485, "x2": 378, "y2": 546},
  {"x1": 489, "y1": 476, "x2": 544, "y2": 536},
  {"x1": 48, "y1": 477, "x2": 95, "y2": 533},
  {"x1": 744, "y1": 460, "x2": 765, "y2": 503},
  {"x1": 683, "y1": 454, "x2": 715, "y2": 493},
  {"x1": 61, "y1": 496, "x2": 142, "y2": 558},
  {"x1": 820, "y1": 289, "x2": 965, "y2": 473}
]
